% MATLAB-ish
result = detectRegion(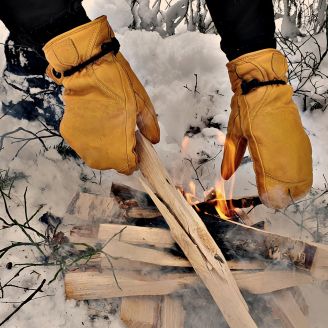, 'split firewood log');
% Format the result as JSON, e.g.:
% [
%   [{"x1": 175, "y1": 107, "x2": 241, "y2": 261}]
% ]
[
  {"x1": 65, "y1": 269, "x2": 315, "y2": 301},
  {"x1": 65, "y1": 271, "x2": 198, "y2": 300},
  {"x1": 104, "y1": 183, "x2": 328, "y2": 278},
  {"x1": 120, "y1": 296, "x2": 161, "y2": 328},
  {"x1": 268, "y1": 289, "x2": 310, "y2": 328},
  {"x1": 235, "y1": 209, "x2": 310, "y2": 328},
  {"x1": 160, "y1": 296, "x2": 185, "y2": 328}
]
